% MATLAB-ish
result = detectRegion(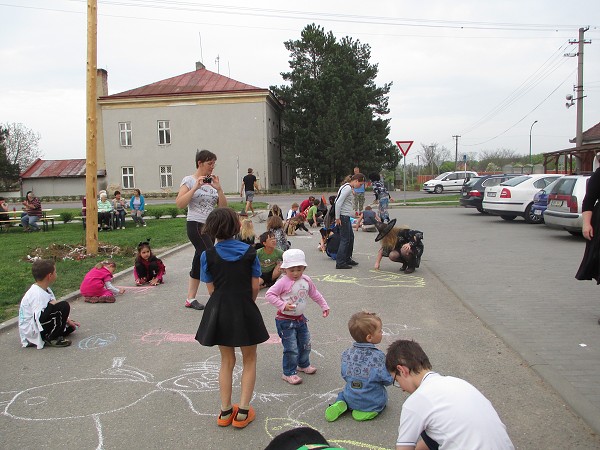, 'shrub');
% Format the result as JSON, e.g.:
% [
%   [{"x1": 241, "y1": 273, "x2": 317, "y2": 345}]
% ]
[
  {"x1": 167, "y1": 207, "x2": 179, "y2": 218},
  {"x1": 150, "y1": 208, "x2": 165, "y2": 219},
  {"x1": 60, "y1": 212, "x2": 74, "y2": 223}
]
